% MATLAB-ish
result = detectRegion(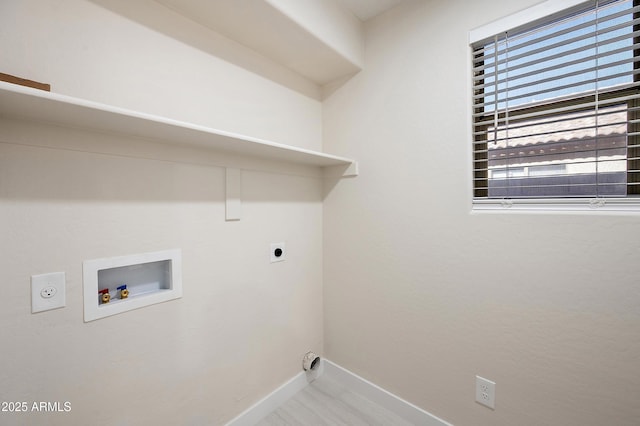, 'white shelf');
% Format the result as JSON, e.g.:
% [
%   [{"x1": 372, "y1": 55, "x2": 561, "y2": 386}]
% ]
[
  {"x1": 155, "y1": 0, "x2": 362, "y2": 86},
  {"x1": 0, "y1": 82, "x2": 358, "y2": 174}
]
